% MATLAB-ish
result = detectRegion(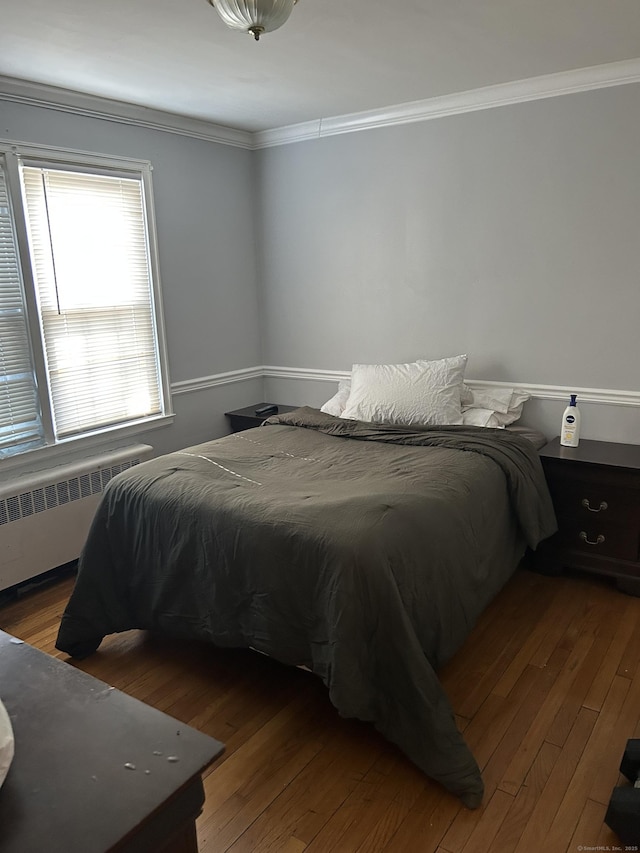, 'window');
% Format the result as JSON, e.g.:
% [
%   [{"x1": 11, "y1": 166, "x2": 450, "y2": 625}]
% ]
[
  {"x1": 0, "y1": 143, "x2": 171, "y2": 461},
  {"x1": 0, "y1": 165, "x2": 43, "y2": 455}
]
